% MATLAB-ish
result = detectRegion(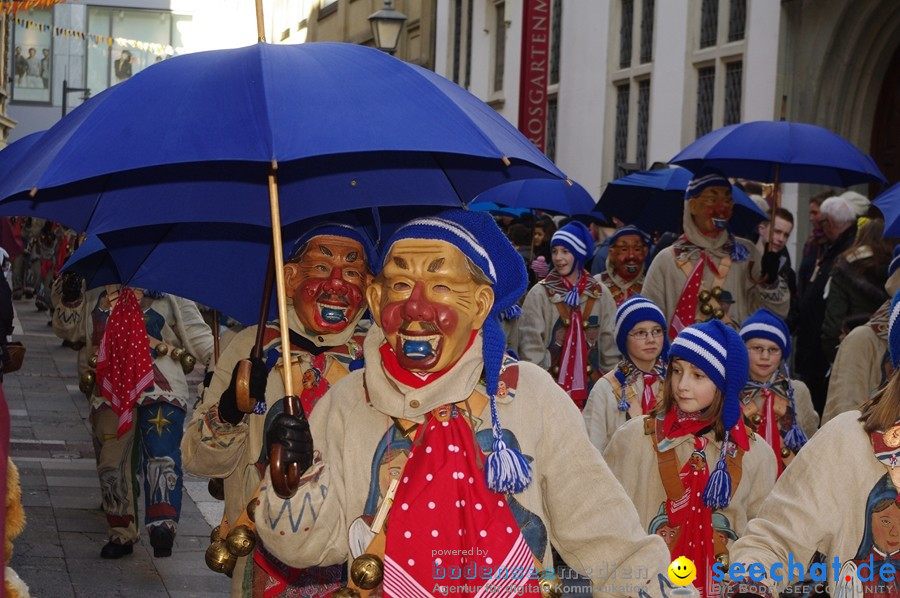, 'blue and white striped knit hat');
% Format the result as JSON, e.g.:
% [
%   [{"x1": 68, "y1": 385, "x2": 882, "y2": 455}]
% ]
[
  {"x1": 740, "y1": 308, "x2": 807, "y2": 452},
  {"x1": 614, "y1": 295, "x2": 669, "y2": 358},
  {"x1": 608, "y1": 225, "x2": 652, "y2": 248},
  {"x1": 384, "y1": 209, "x2": 531, "y2": 494},
  {"x1": 890, "y1": 289, "x2": 900, "y2": 370},
  {"x1": 550, "y1": 221, "x2": 593, "y2": 275},
  {"x1": 289, "y1": 222, "x2": 381, "y2": 274},
  {"x1": 685, "y1": 167, "x2": 731, "y2": 200},
  {"x1": 669, "y1": 319, "x2": 749, "y2": 509}
]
